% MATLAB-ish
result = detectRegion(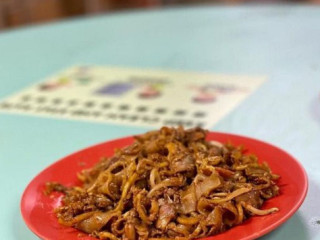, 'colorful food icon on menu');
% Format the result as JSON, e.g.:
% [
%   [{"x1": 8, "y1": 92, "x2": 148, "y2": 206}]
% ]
[
  {"x1": 39, "y1": 77, "x2": 71, "y2": 91},
  {"x1": 193, "y1": 91, "x2": 217, "y2": 103},
  {"x1": 96, "y1": 82, "x2": 135, "y2": 96},
  {"x1": 138, "y1": 84, "x2": 161, "y2": 99},
  {"x1": 39, "y1": 67, "x2": 94, "y2": 91},
  {"x1": 191, "y1": 83, "x2": 240, "y2": 103},
  {"x1": 73, "y1": 66, "x2": 92, "y2": 85}
]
